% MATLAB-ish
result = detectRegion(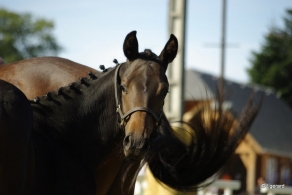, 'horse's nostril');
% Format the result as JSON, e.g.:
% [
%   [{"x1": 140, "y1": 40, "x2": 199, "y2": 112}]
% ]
[{"x1": 123, "y1": 134, "x2": 132, "y2": 149}]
